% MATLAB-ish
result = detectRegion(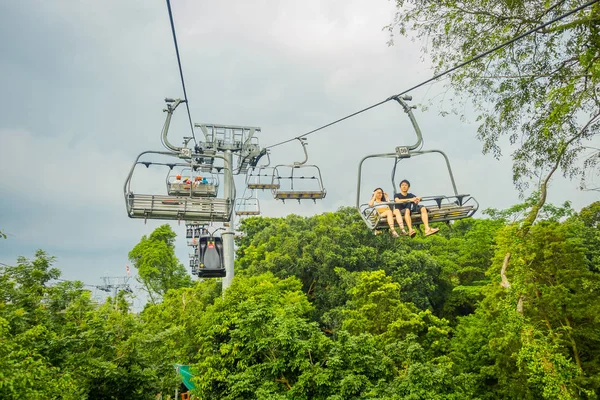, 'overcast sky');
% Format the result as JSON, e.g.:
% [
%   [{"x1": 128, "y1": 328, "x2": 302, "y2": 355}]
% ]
[{"x1": 1, "y1": 0, "x2": 597, "y2": 305}]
